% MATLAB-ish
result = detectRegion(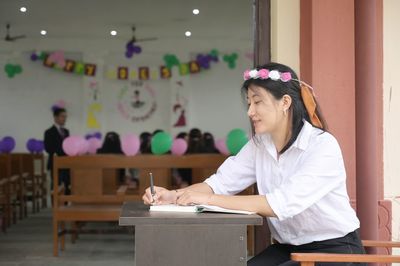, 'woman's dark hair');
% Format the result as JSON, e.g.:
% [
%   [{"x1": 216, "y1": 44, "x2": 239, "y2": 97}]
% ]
[
  {"x1": 241, "y1": 62, "x2": 326, "y2": 154},
  {"x1": 186, "y1": 128, "x2": 203, "y2": 154},
  {"x1": 97, "y1": 132, "x2": 122, "y2": 154},
  {"x1": 176, "y1": 132, "x2": 188, "y2": 140},
  {"x1": 152, "y1": 129, "x2": 163, "y2": 136},
  {"x1": 202, "y1": 132, "x2": 218, "y2": 153},
  {"x1": 139, "y1": 132, "x2": 152, "y2": 154}
]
